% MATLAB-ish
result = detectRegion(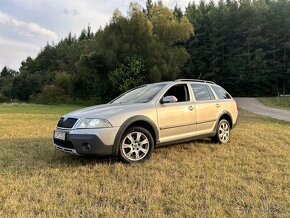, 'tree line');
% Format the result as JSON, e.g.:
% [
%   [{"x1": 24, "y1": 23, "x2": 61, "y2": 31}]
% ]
[{"x1": 0, "y1": 0, "x2": 289, "y2": 104}]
